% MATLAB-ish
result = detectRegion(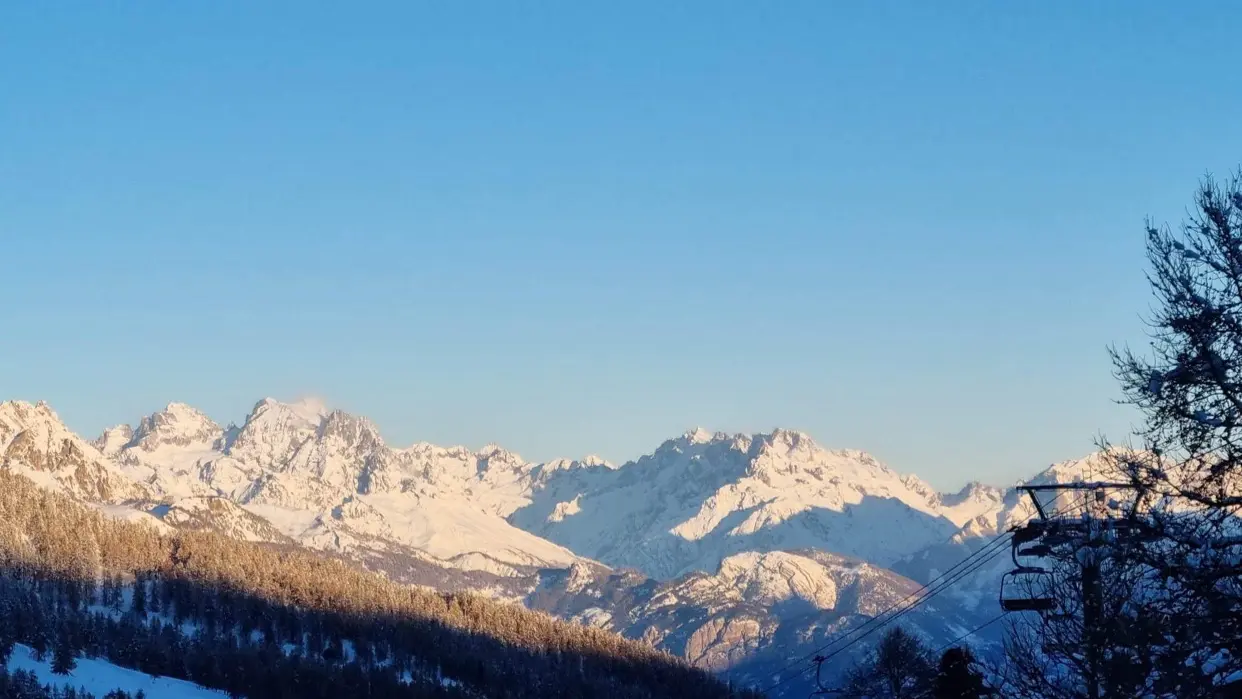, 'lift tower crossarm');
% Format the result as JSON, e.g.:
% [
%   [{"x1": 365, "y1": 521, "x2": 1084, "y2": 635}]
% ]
[{"x1": 1015, "y1": 482, "x2": 1132, "y2": 521}]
